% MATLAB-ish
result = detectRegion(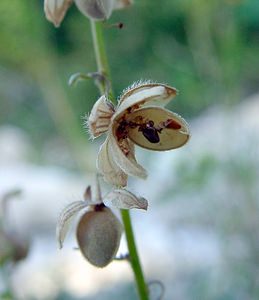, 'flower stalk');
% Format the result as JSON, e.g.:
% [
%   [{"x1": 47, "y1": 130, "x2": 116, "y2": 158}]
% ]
[
  {"x1": 90, "y1": 20, "x2": 113, "y2": 98},
  {"x1": 90, "y1": 19, "x2": 149, "y2": 300}
]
